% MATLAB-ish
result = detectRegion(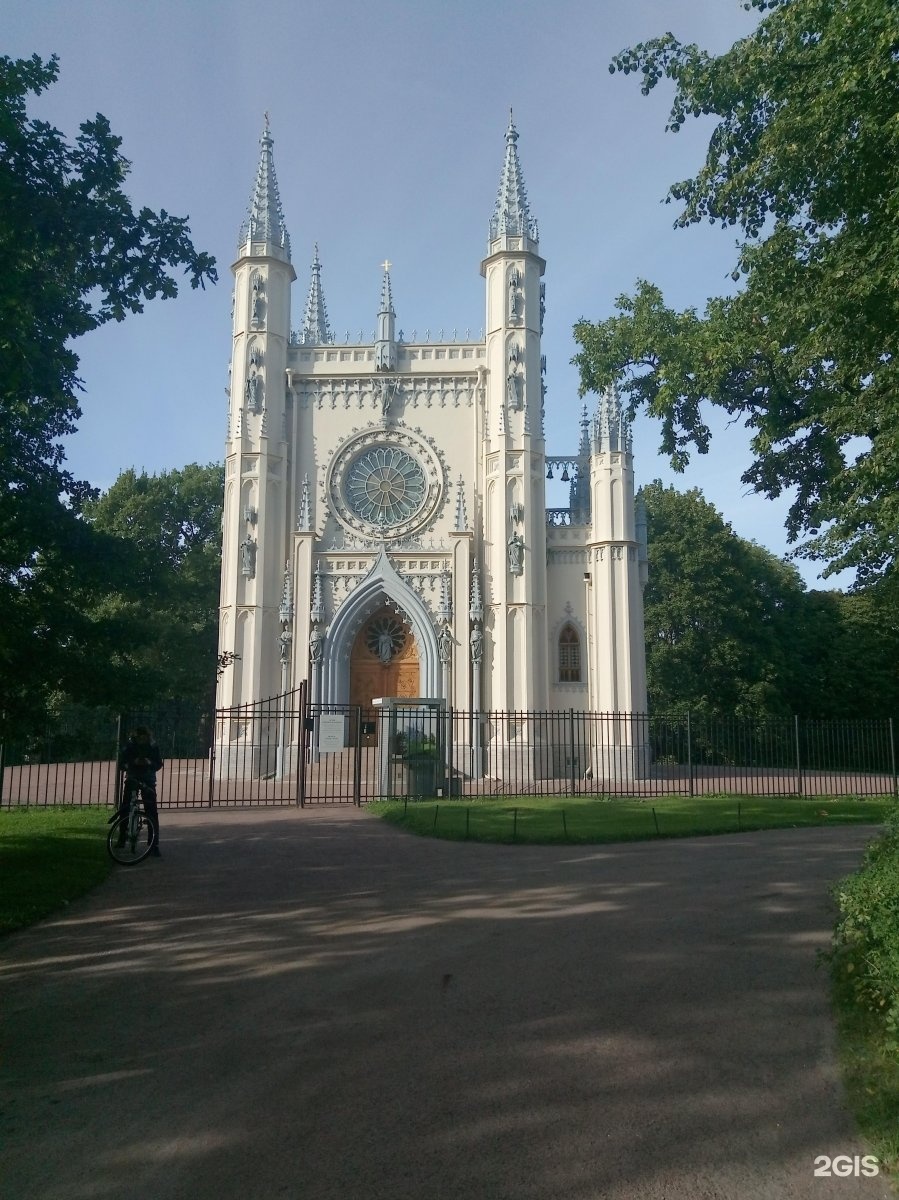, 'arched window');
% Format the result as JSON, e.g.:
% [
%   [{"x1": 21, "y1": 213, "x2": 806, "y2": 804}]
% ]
[{"x1": 559, "y1": 624, "x2": 581, "y2": 683}]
